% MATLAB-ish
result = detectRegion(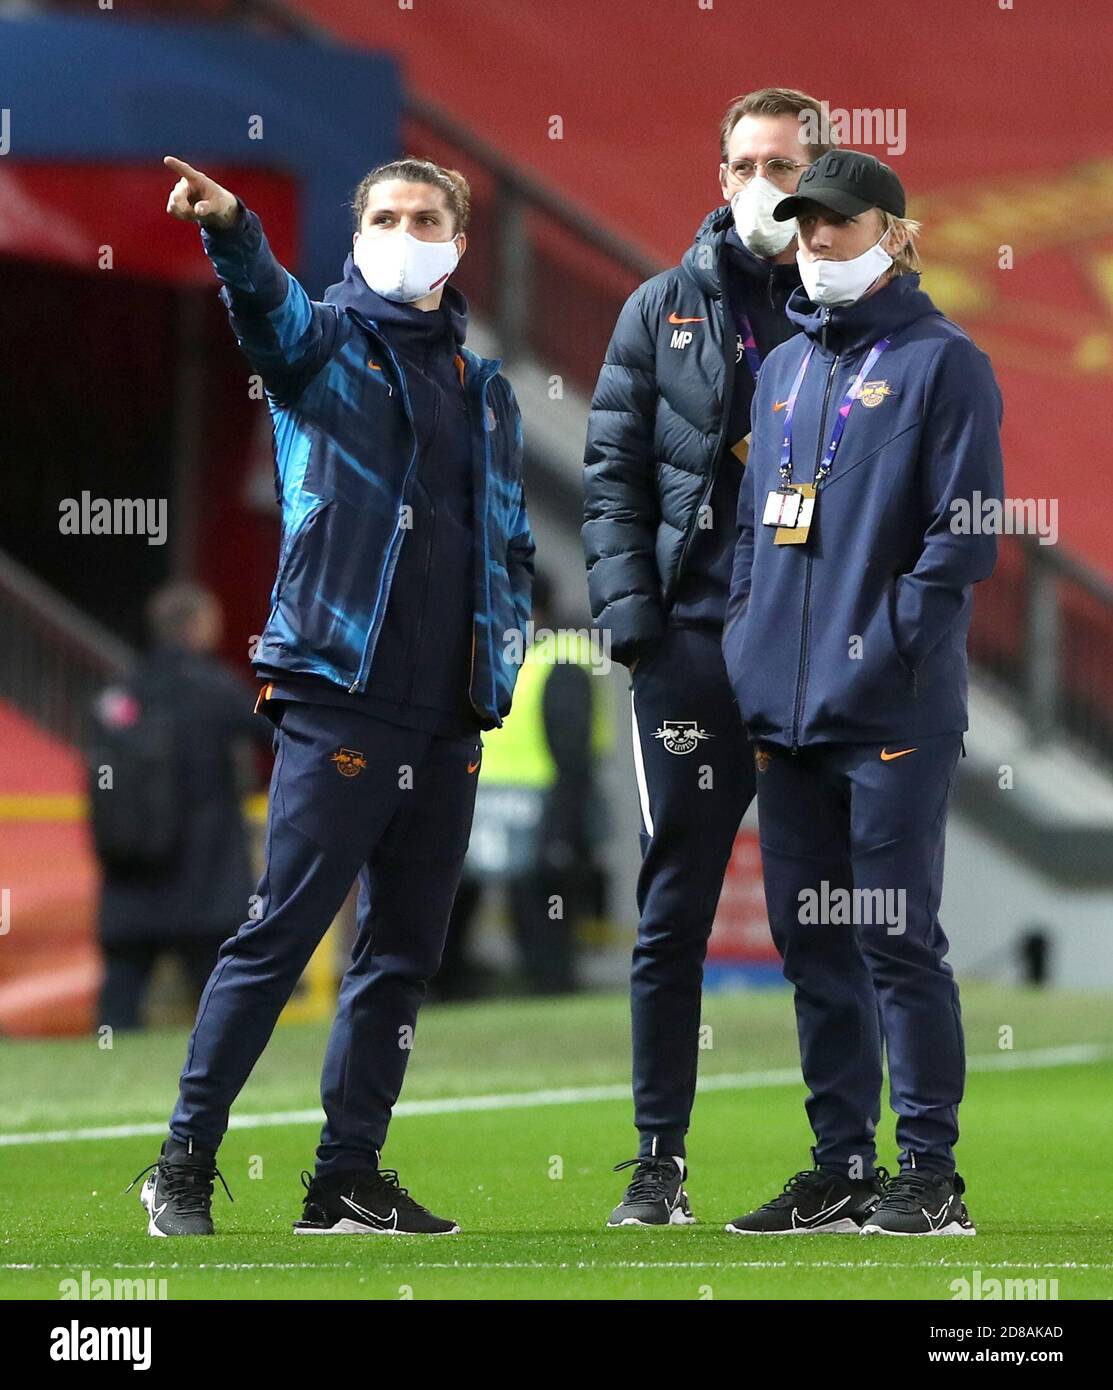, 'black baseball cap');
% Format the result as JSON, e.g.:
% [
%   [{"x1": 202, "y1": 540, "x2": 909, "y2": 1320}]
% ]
[{"x1": 773, "y1": 149, "x2": 906, "y2": 221}]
